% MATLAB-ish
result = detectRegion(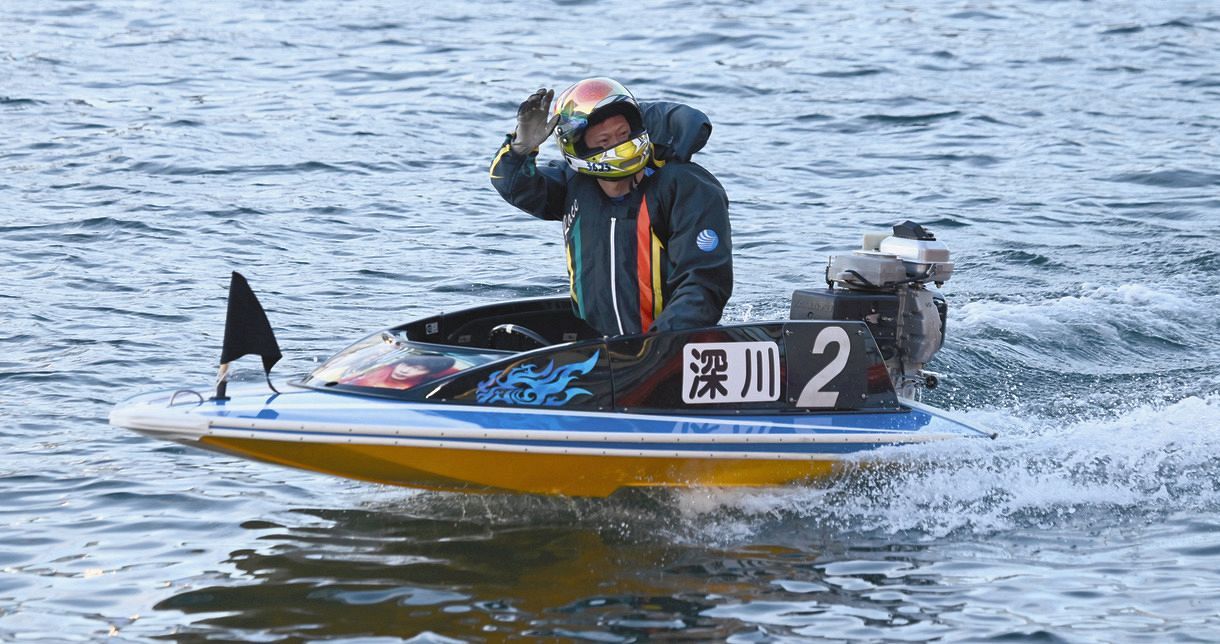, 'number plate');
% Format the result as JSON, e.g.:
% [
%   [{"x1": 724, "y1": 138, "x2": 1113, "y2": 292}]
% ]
[
  {"x1": 681, "y1": 341, "x2": 781, "y2": 404},
  {"x1": 785, "y1": 323, "x2": 868, "y2": 409}
]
